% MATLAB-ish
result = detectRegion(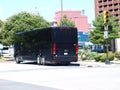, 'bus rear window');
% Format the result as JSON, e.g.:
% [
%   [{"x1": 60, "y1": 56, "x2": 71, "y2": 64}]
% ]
[{"x1": 54, "y1": 28, "x2": 77, "y2": 43}]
